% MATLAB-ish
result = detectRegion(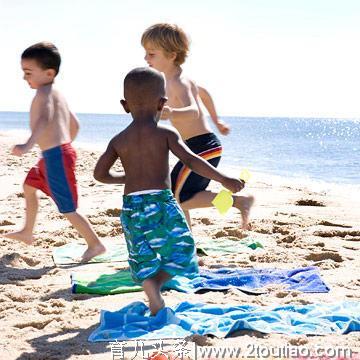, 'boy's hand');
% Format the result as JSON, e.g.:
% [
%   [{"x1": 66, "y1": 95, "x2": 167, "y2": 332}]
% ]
[
  {"x1": 12, "y1": 144, "x2": 30, "y2": 157},
  {"x1": 160, "y1": 106, "x2": 173, "y2": 120},
  {"x1": 222, "y1": 177, "x2": 245, "y2": 193},
  {"x1": 216, "y1": 120, "x2": 230, "y2": 135}
]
